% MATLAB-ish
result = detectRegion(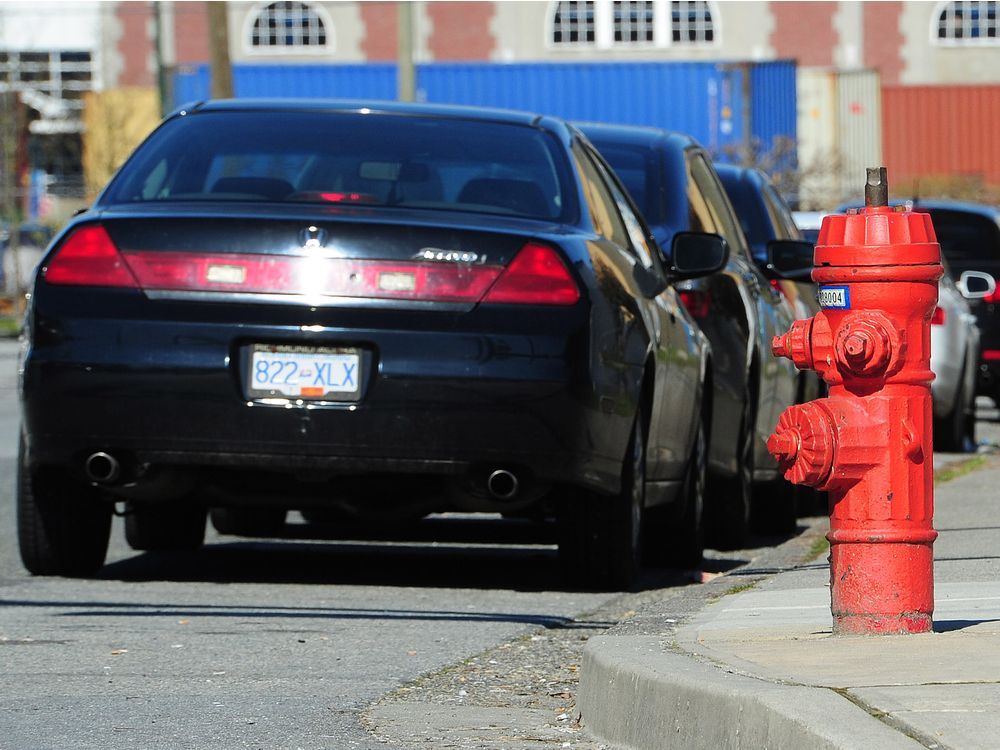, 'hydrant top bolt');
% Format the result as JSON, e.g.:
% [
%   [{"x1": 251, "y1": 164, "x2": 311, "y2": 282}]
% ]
[{"x1": 865, "y1": 166, "x2": 889, "y2": 208}]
